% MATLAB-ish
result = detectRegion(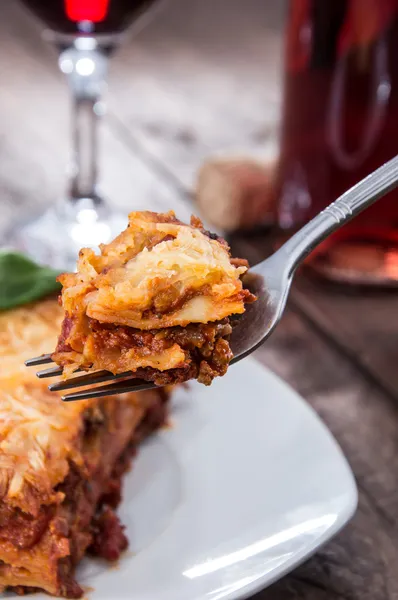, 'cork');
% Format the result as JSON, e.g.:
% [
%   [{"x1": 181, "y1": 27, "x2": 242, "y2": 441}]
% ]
[{"x1": 195, "y1": 157, "x2": 277, "y2": 233}]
